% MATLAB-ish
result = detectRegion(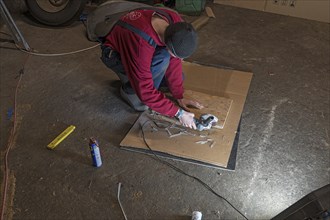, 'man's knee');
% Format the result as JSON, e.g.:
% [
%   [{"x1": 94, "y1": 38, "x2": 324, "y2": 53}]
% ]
[{"x1": 101, "y1": 46, "x2": 128, "y2": 84}]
